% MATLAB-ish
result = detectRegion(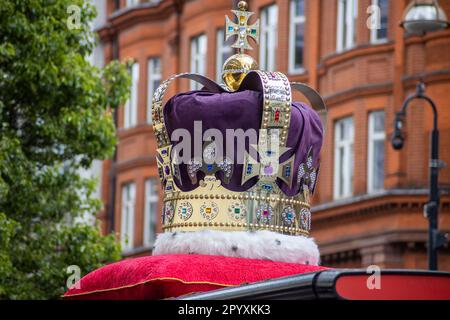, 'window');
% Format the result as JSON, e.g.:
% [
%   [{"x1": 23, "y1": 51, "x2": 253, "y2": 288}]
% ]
[
  {"x1": 126, "y1": 0, "x2": 140, "y2": 7},
  {"x1": 121, "y1": 183, "x2": 136, "y2": 252},
  {"x1": 367, "y1": 111, "x2": 385, "y2": 193},
  {"x1": 334, "y1": 117, "x2": 354, "y2": 199},
  {"x1": 144, "y1": 179, "x2": 158, "y2": 247},
  {"x1": 190, "y1": 34, "x2": 207, "y2": 90},
  {"x1": 370, "y1": 0, "x2": 388, "y2": 44},
  {"x1": 260, "y1": 4, "x2": 278, "y2": 71},
  {"x1": 216, "y1": 29, "x2": 234, "y2": 83},
  {"x1": 337, "y1": 0, "x2": 358, "y2": 52},
  {"x1": 147, "y1": 58, "x2": 161, "y2": 123},
  {"x1": 124, "y1": 62, "x2": 139, "y2": 128},
  {"x1": 289, "y1": 0, "x2": 306, "y2": 73}
]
